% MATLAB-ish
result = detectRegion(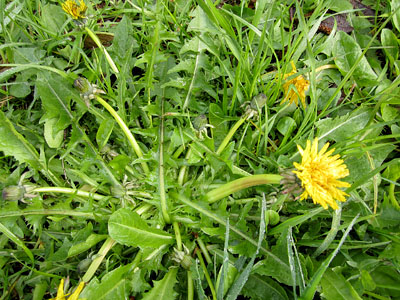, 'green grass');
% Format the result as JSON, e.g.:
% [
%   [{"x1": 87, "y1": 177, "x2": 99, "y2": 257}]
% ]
[{"x1": 1, "y1": 0, "x2": 400, "y2": 299}]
